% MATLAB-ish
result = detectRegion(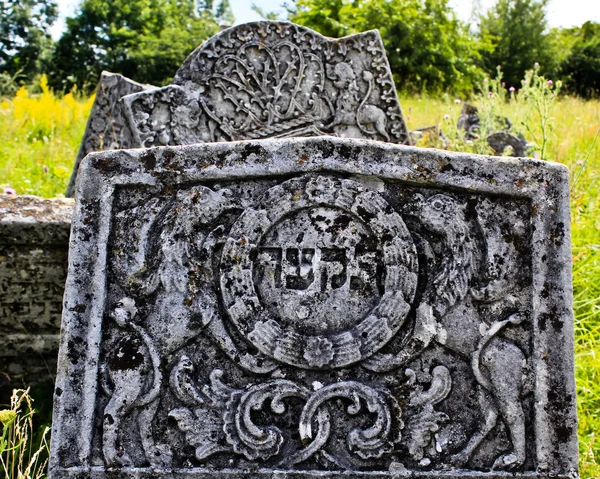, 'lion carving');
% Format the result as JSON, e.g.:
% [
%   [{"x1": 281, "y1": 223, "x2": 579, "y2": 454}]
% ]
[{"x1": 365, "y1": 193, "x2": 527, "y2": 470}]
